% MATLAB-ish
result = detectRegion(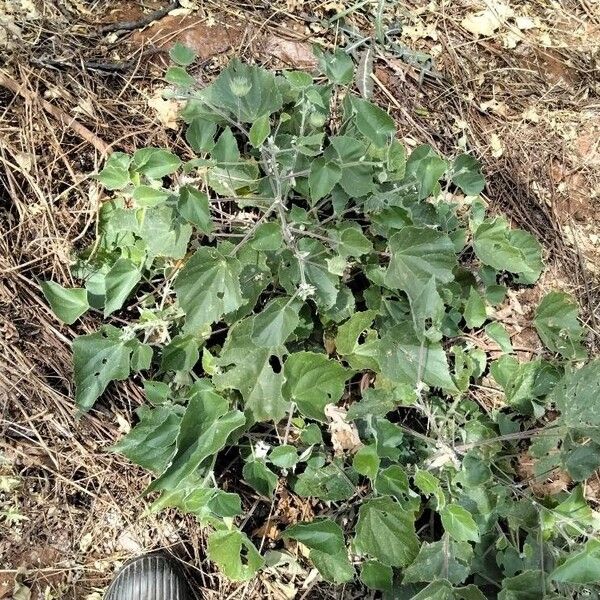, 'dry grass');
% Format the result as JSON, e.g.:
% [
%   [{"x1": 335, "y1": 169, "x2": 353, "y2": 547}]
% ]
[{"x1": 1, "y1": 0, "x2": 599, "y2": 598}]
